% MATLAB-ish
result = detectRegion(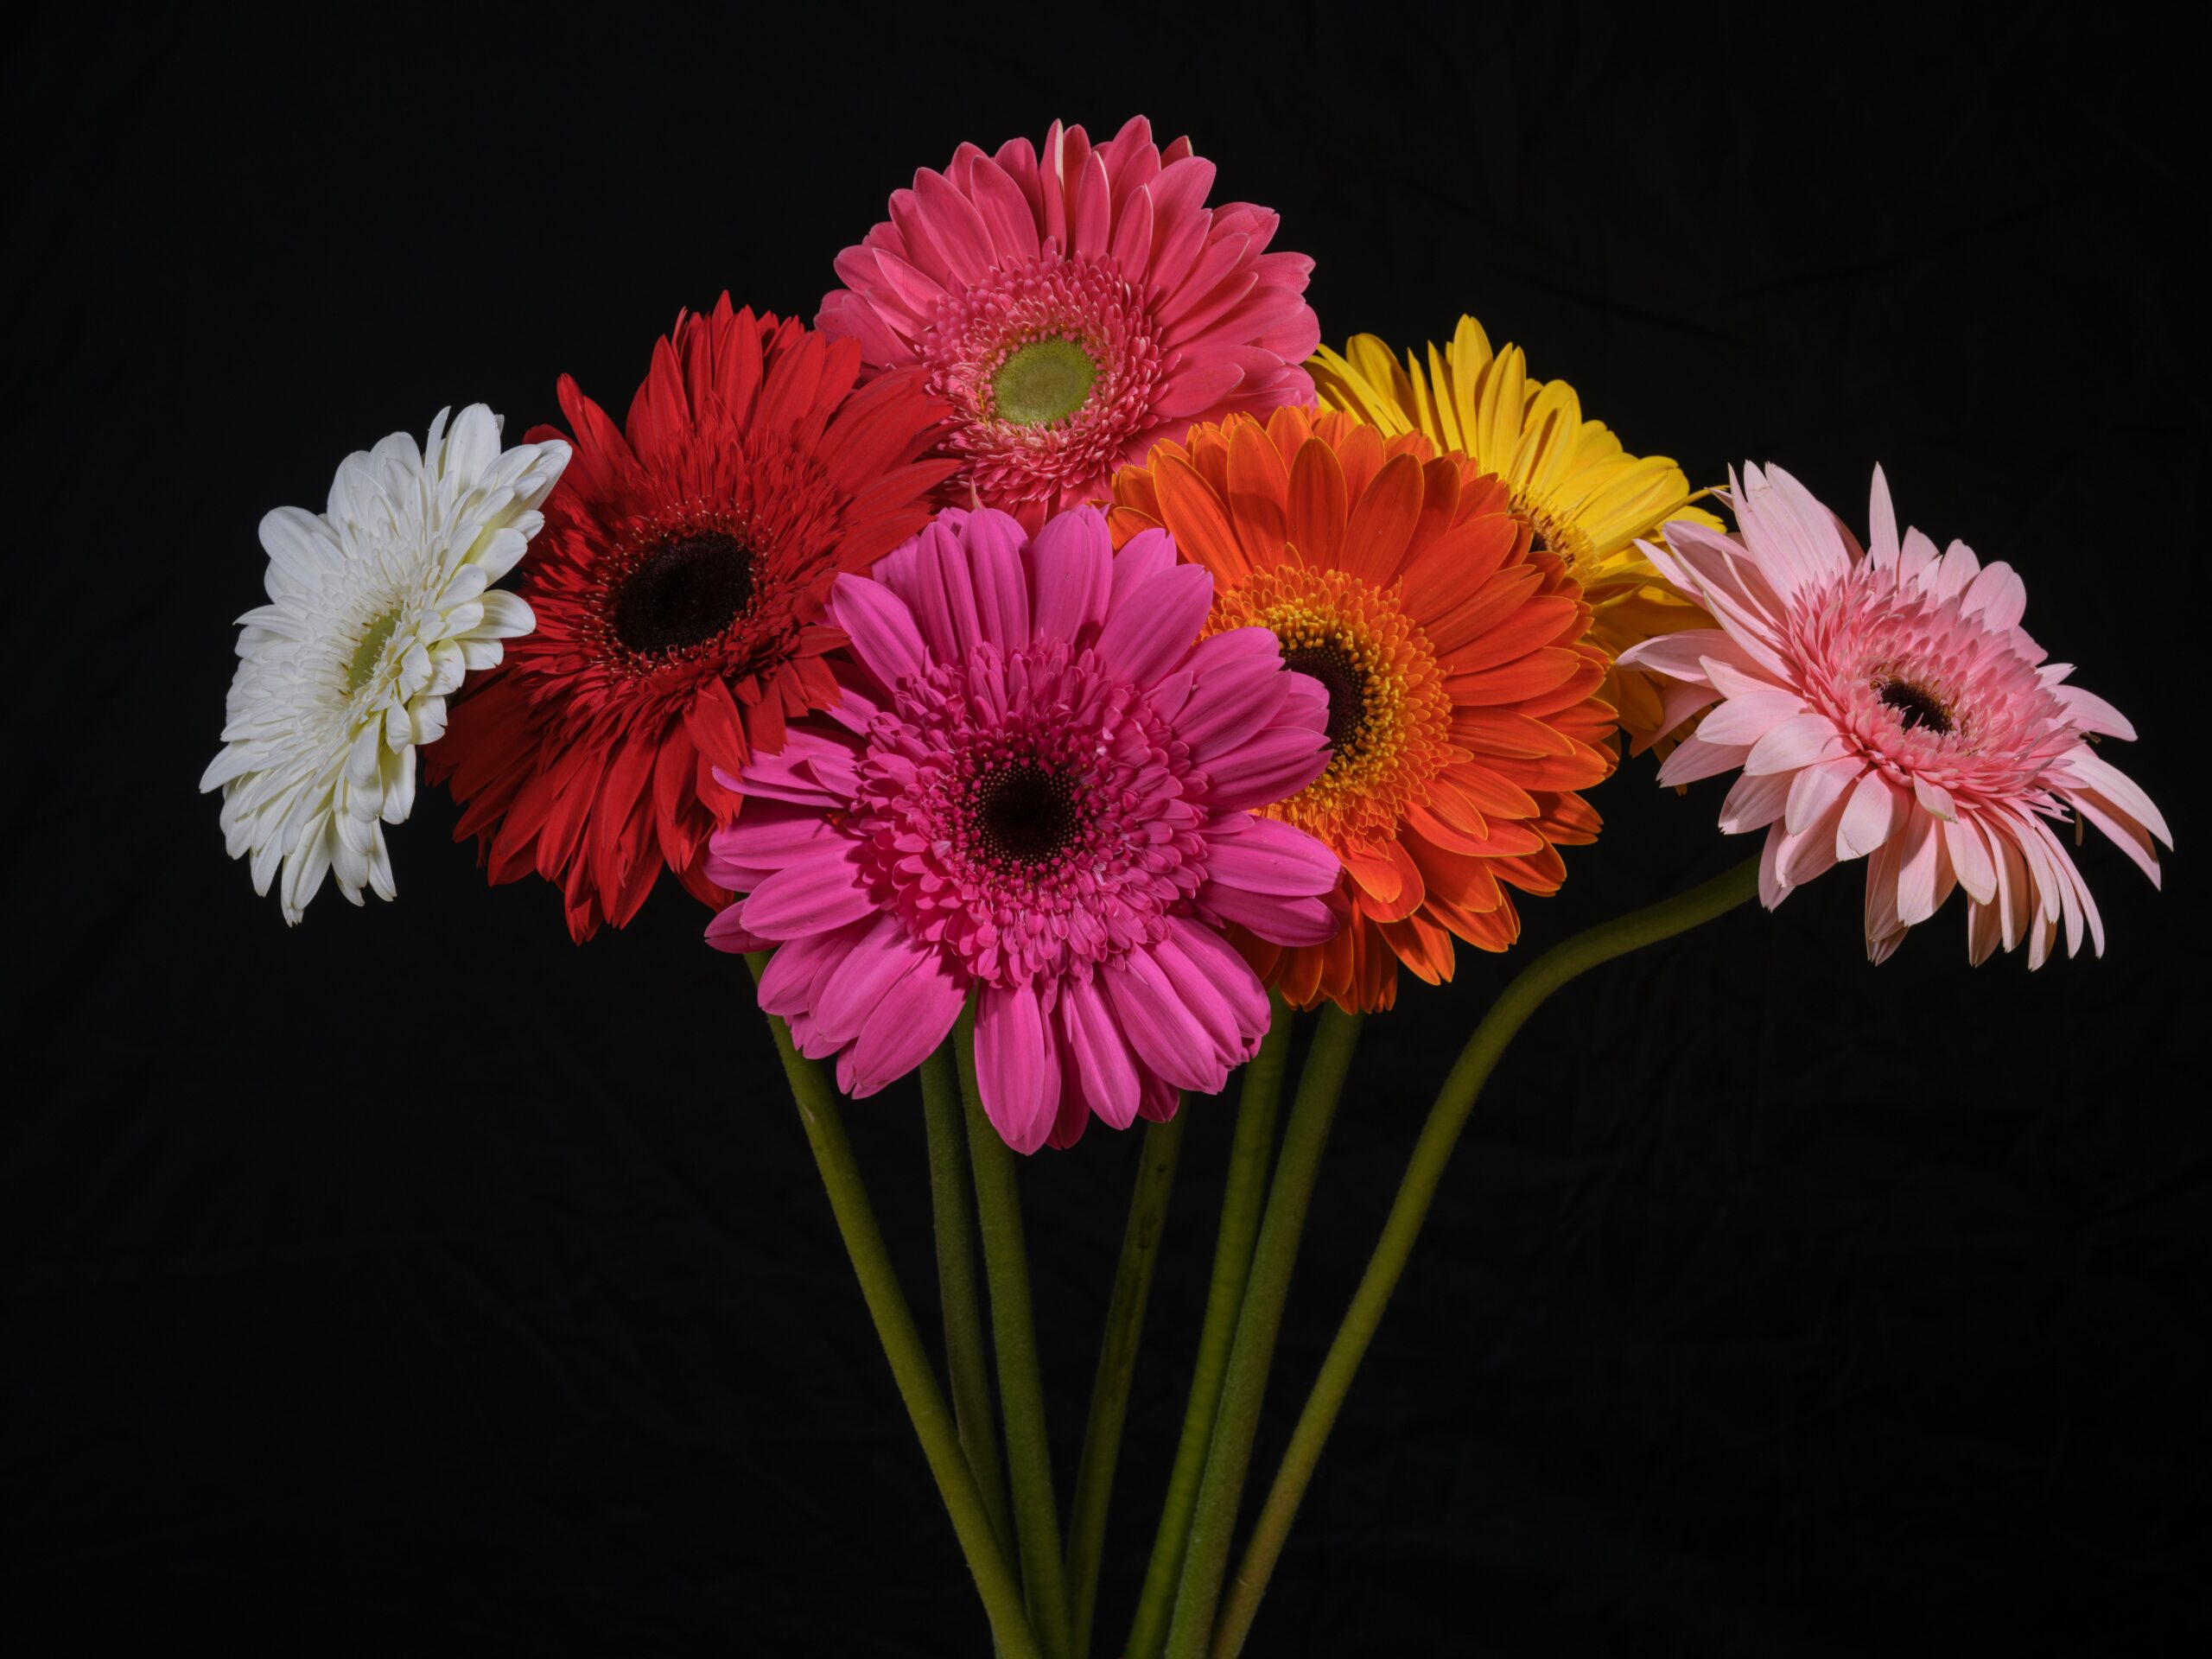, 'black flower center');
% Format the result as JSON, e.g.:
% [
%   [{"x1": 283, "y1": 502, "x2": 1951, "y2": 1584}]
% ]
[
  {"x1": 613, "y1": 531, "x2": 754, "y2": 656},
  {"x1": 1878, "y1": 677, "x2": 1955, "y2": 735},
  {"x1": 972, "y1": 762, "x2": 1084, "y2": 866},
  {"x1": 1282, "y1": 641, "x2": 1371, "y2": 756}
]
